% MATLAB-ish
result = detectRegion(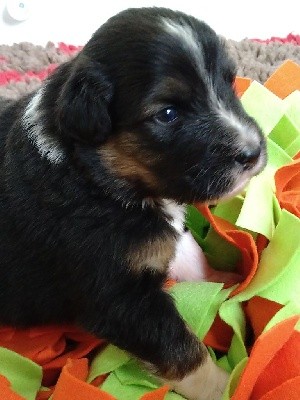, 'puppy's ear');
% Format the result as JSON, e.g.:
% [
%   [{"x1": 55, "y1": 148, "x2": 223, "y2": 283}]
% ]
[{"x1": 57, "y1": 57, "x2": 113, "y2": 144}]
